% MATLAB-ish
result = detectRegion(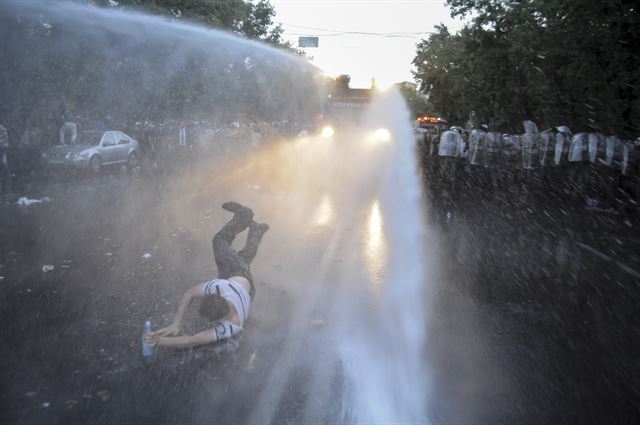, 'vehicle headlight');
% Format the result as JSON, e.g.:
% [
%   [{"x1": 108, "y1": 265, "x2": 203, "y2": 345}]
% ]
[
  {"x1": 321, "y1": 126, "x2": 335, "y2": 138},
  {"x1": 370, "y1": 128, "x2": 392, "y2": 143}
]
